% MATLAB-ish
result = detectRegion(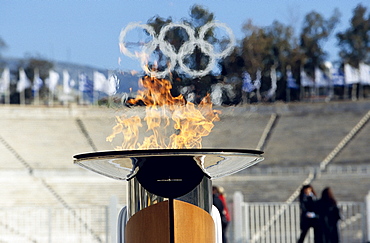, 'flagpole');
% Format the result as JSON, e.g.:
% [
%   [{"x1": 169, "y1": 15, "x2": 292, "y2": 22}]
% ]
[
  {"x1": 93, "y1": 90, "x2": 98, "y2": 106},
  {"x1": 34, "y1": 68, "x2": 40, "y2": 106},
  {"x1": 286, "y1": 66, "x2": 290, "y2": 102},
  {"x1": 256, "y1": 70, "x2": 261, "y2": 103},
  {"x1": 35, "y1": 89, "x2": 40, "y2": 106},
  {"x1": 5, "y1": 88, "x2": 10, "y2": 105},
  {"x1": 1, "y1": 67, "x2": 11, "y2": 105},
  {"x1": 49, "y1": 88, "x2": 54, "y2": 106},
  {"x1": 78, "y1": 71, "x2": 84, "y2": 106},
  {"x1": 328, "y1": 67, "x2": 334, "y2": 101},
  {"x1": 108, "y1": 70, "x2": 114, "y2": 107},
  {"x1": 17, "y1": 68, "x2": 30, "y2": 106},
  {"x1": 299, "y1": 66, "x2": 304, "y2": 102},
  {"x1": 63, "y1": 69, "x2": 69, "y2": 107}
]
